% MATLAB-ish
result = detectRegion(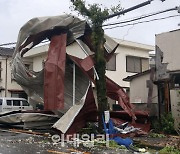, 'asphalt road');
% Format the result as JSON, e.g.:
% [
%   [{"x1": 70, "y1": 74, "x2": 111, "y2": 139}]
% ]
[
  {"x1": 0, "y1": 127, "x2": 131, "y2": 154},
  {"x1": 0, "y1": 128, "x2": 58, "y2": 154}
]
